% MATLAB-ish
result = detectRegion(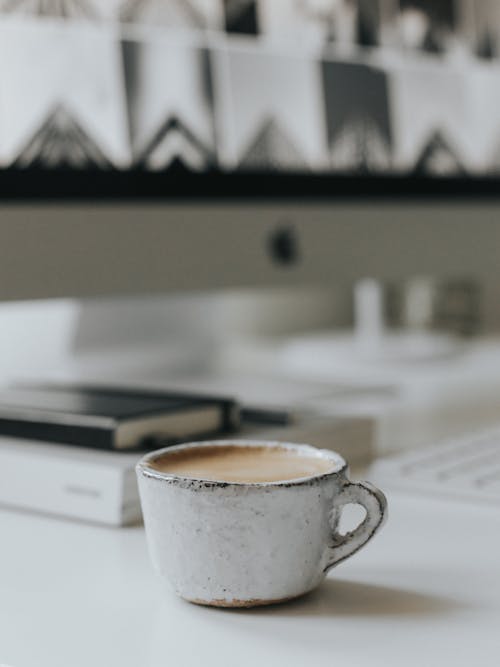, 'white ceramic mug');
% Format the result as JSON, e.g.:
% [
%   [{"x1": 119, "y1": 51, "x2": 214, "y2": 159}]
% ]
[{"x1": 136, "y1": 440, "x2": 387, "y2": 607}]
